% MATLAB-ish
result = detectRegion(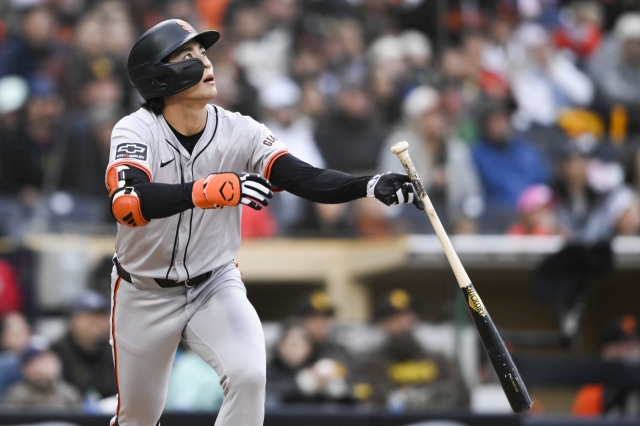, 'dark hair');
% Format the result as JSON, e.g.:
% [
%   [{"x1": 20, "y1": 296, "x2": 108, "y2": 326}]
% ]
[{"x1": 141, "y1": 97, "x2": 164, "y2": 115}]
